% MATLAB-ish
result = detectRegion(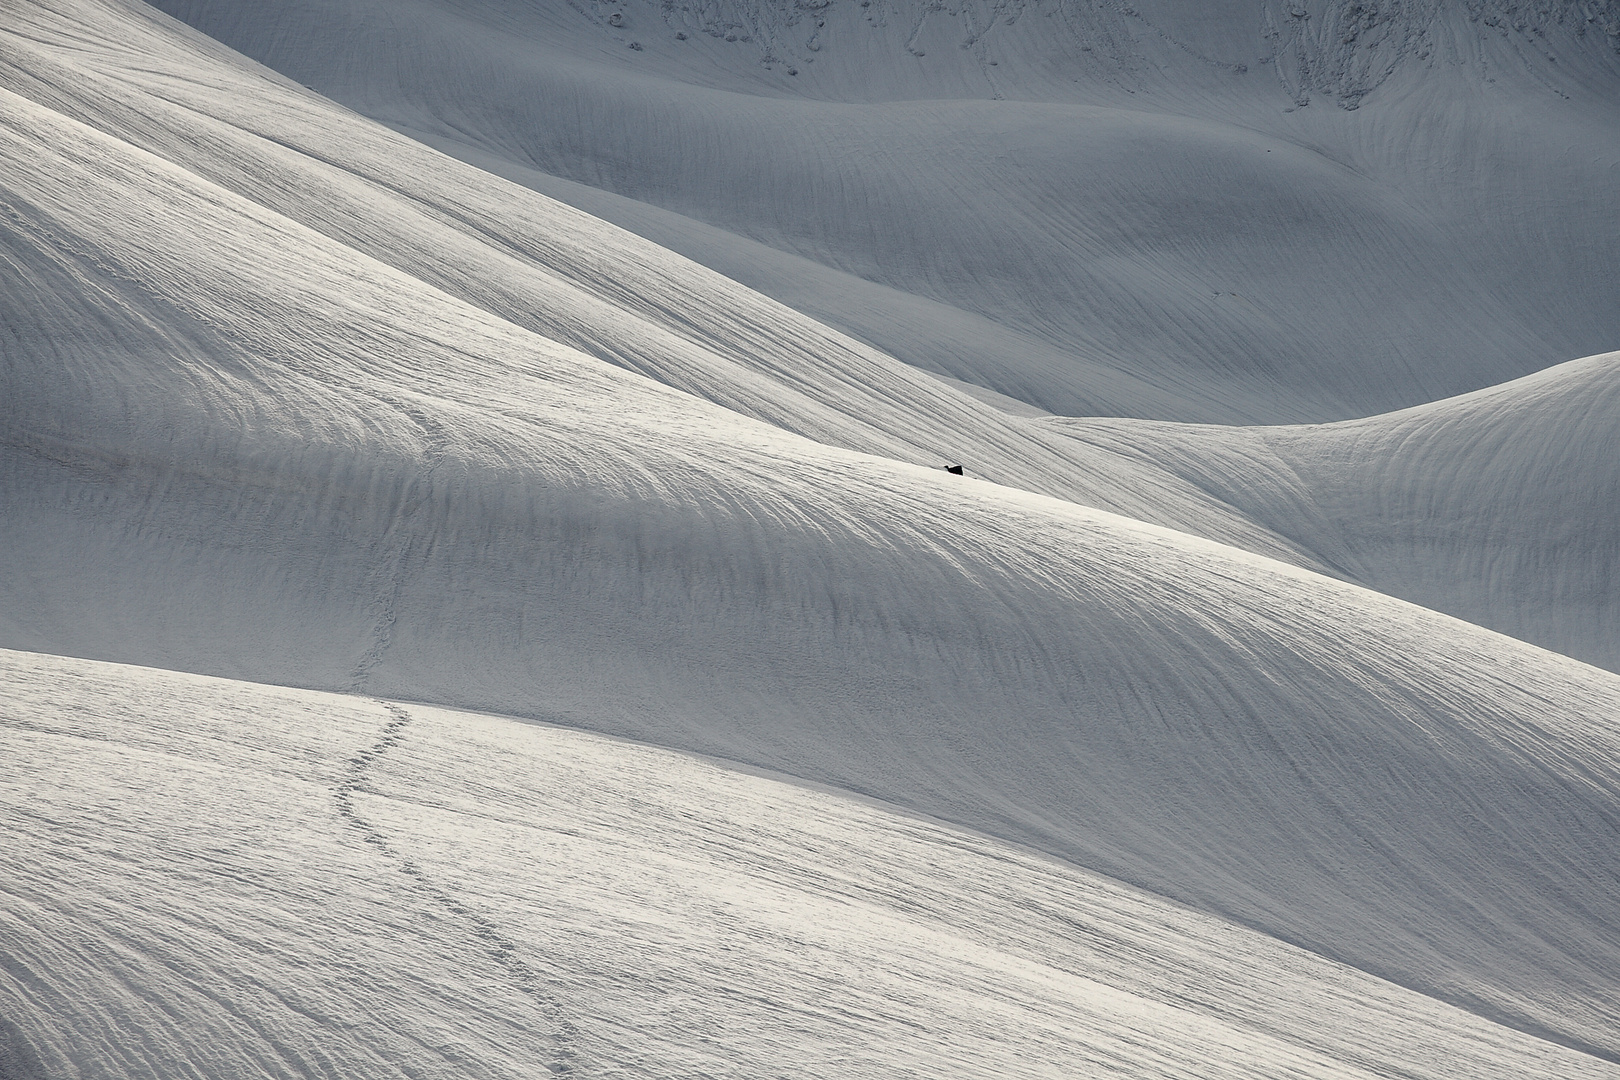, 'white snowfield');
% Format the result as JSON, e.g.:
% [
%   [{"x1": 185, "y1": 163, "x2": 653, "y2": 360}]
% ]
[
  {"x1": 152, "y1": 0, "x2": 1620, "y2": 423},
  {"x1": 4, "y1": 0, "x2": 1620, "y2": 1076},
  {"x1": 5, "y1": 0, "x2": 1615, "y2": 666},
  {"x1": 5, "y1": 648, "x2": 1614, "y2": 1080}
]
